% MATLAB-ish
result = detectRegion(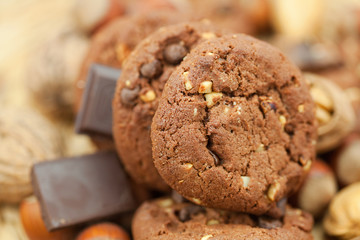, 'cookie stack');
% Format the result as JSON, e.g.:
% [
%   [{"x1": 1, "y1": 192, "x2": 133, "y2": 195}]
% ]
[{"x1": 111, "y1": 21, "x2": 317, "y2": 239}]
